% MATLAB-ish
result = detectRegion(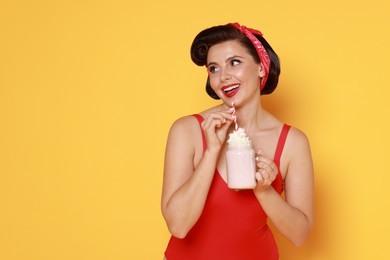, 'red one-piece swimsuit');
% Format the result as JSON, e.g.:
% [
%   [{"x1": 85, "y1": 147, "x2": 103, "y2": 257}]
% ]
[{"x1": 165, "y1": 114, "x2": 291, "y2": 260}]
